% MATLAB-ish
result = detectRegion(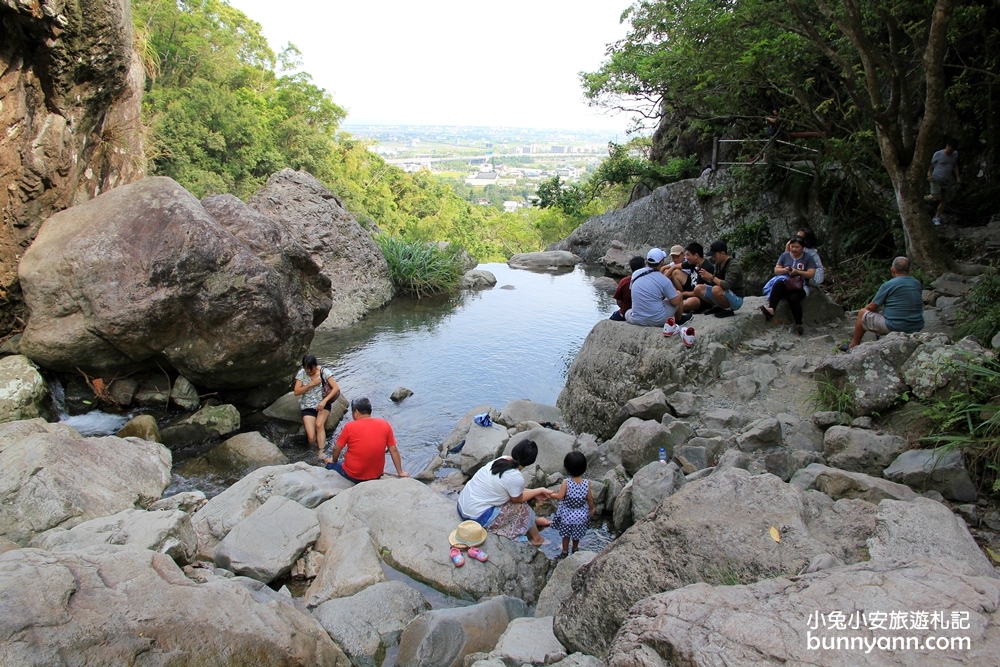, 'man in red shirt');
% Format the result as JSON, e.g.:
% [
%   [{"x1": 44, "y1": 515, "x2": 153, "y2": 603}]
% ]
[
  {"x1": 610, "y1": 256, "x2": 646, "y2": 321},
  {"x1": 324, "y1": 397, "x2": 409, "y2": 483}
]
